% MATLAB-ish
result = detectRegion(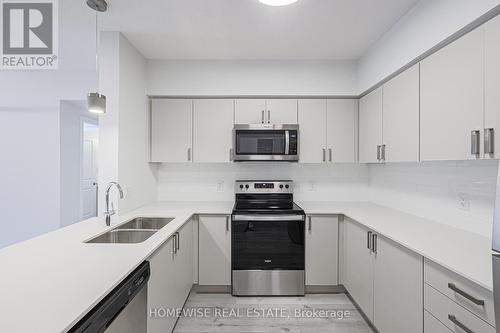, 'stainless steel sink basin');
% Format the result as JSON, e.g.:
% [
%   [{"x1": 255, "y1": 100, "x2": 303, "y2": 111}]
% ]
[
  {"x1": 115, "y1": 217, "x2": 174, "y2": 230},
  {"x1": 86, "y1": 229, "x2": 157, "y2": 244}
]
